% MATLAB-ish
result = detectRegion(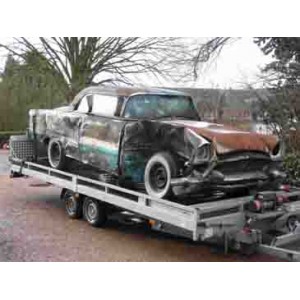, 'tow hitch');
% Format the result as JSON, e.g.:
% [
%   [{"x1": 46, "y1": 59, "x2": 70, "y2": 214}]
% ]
[{"x1": 258, "y1": 216, "x2": 300, "y2": 261}]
